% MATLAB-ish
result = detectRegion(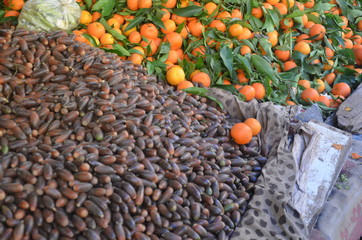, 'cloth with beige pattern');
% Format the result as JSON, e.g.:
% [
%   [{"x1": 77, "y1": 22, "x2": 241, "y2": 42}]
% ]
[{"x1": 208, "y1": 88, "x2": 308, "y2": 240}]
